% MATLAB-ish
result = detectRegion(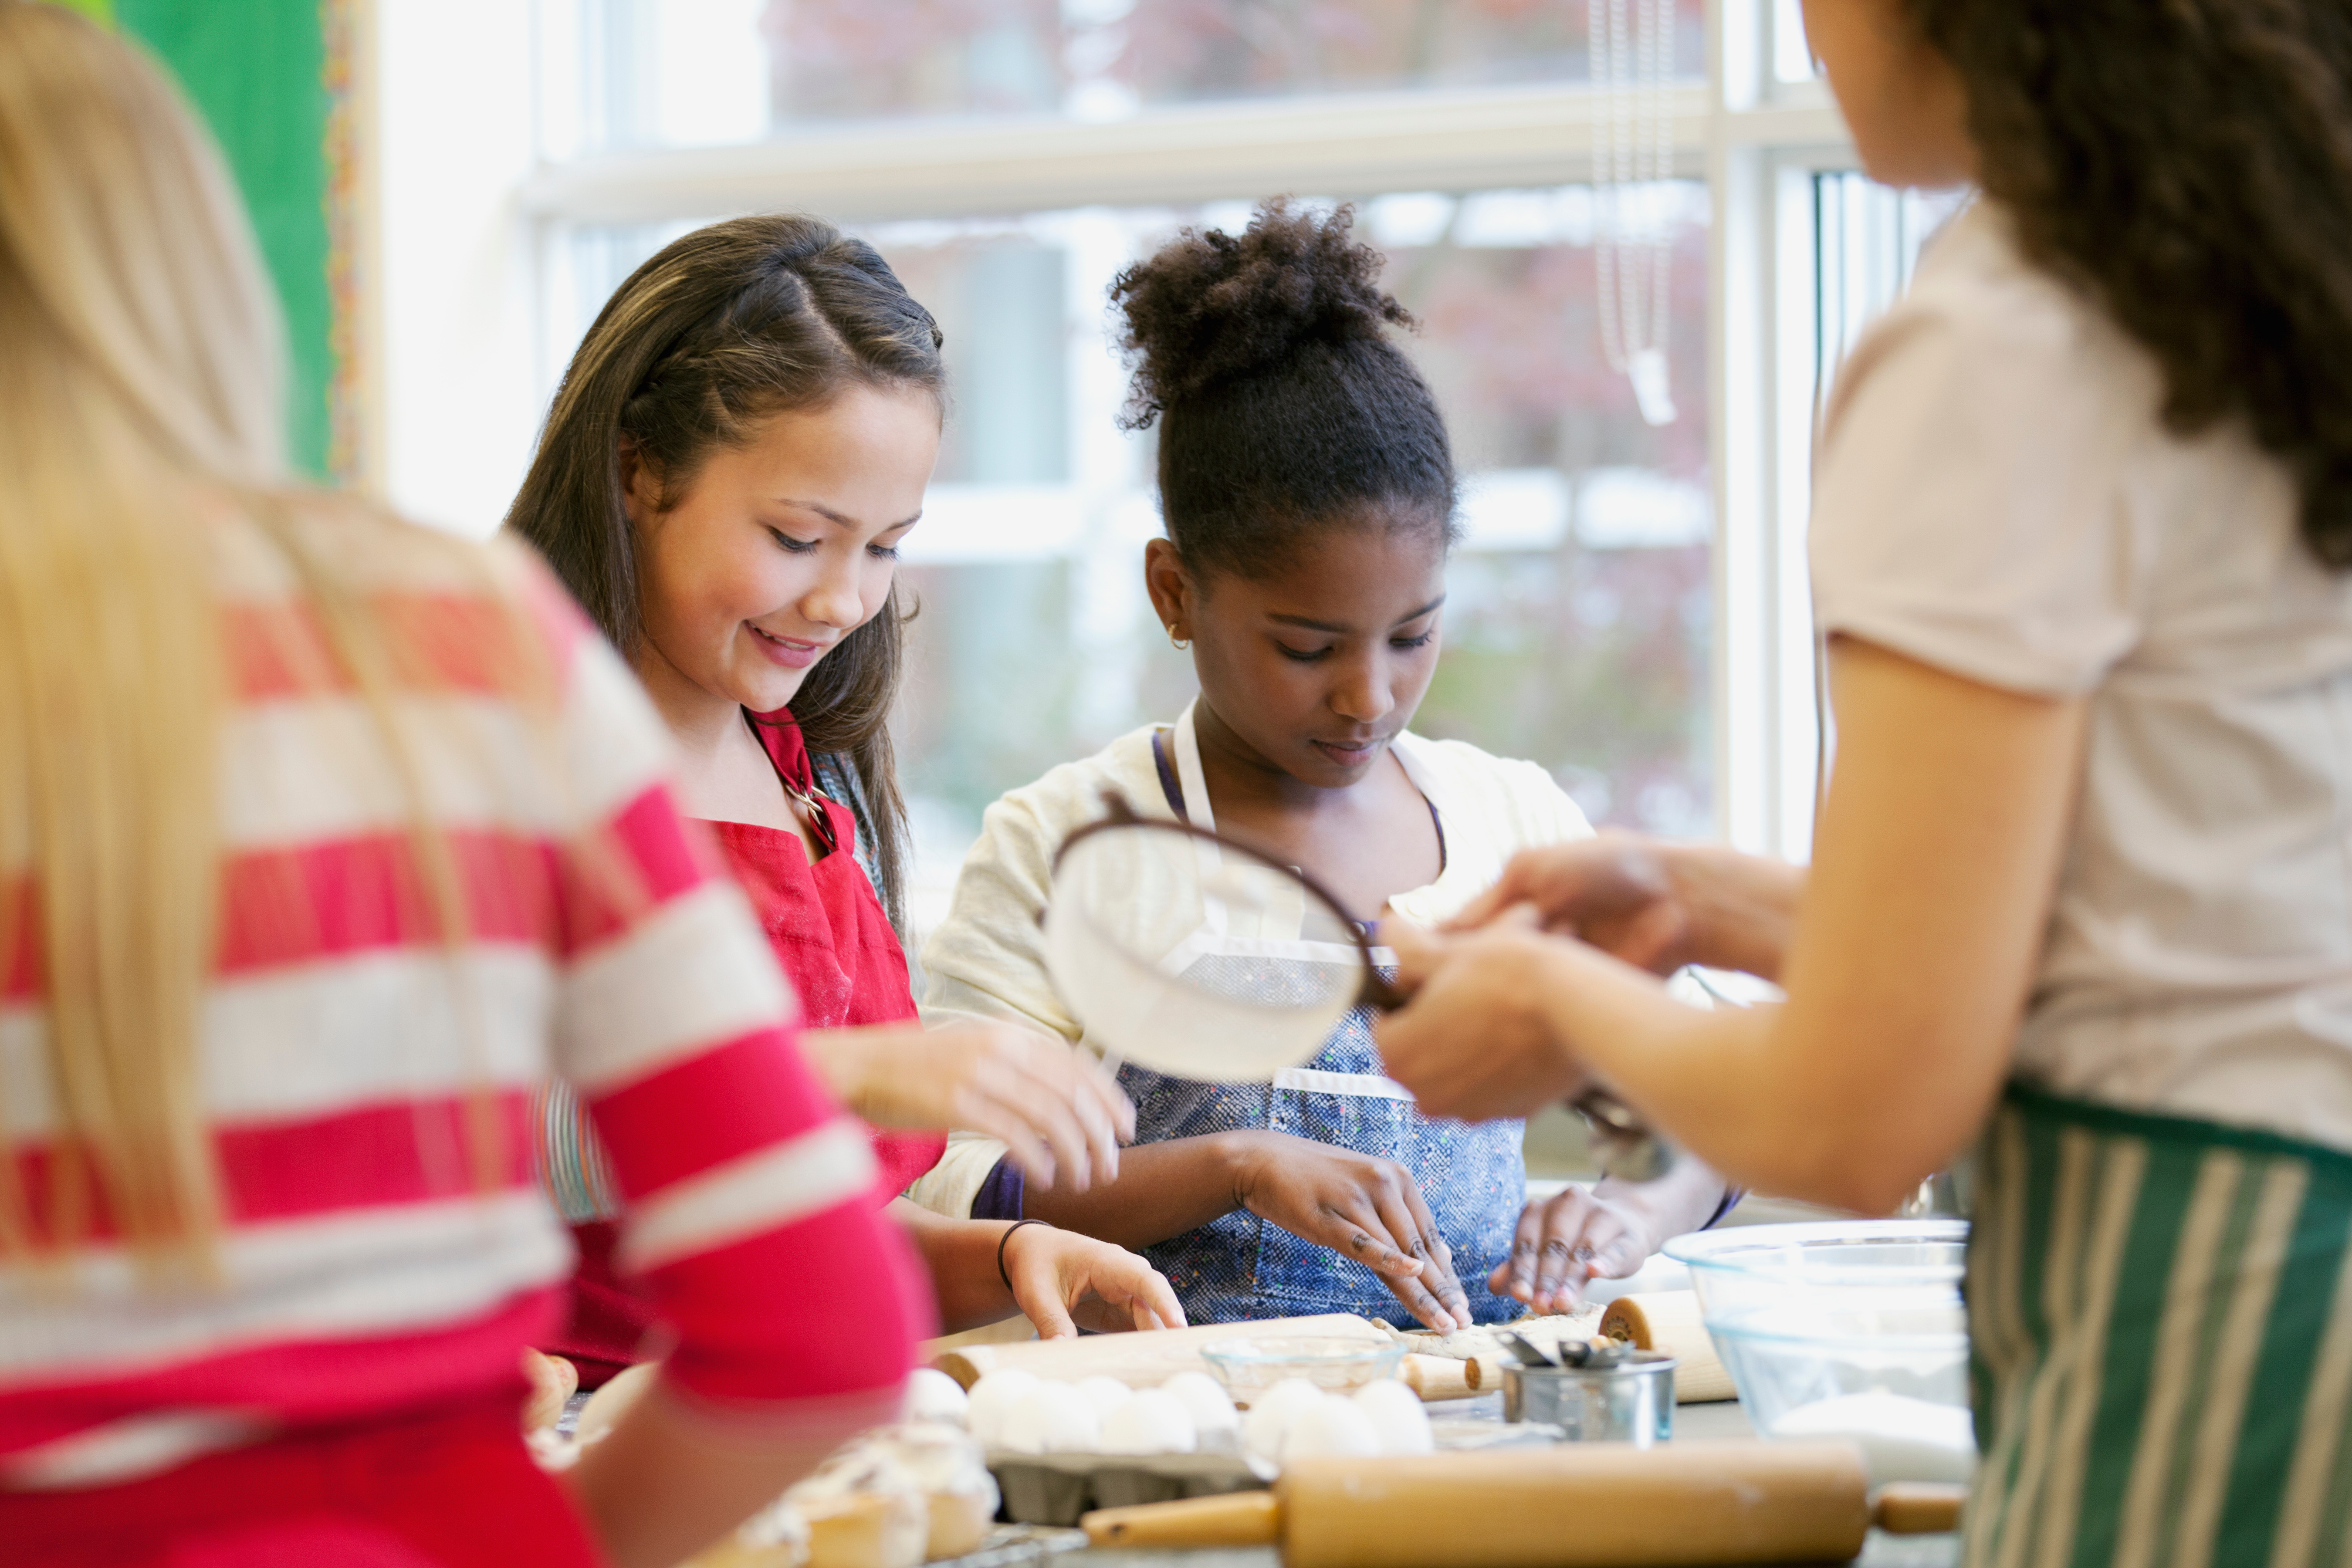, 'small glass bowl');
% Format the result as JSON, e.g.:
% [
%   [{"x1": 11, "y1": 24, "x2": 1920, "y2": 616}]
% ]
[{"x1": 1198, "y1": 1337, "x2": 1407, "y2": 1403}]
